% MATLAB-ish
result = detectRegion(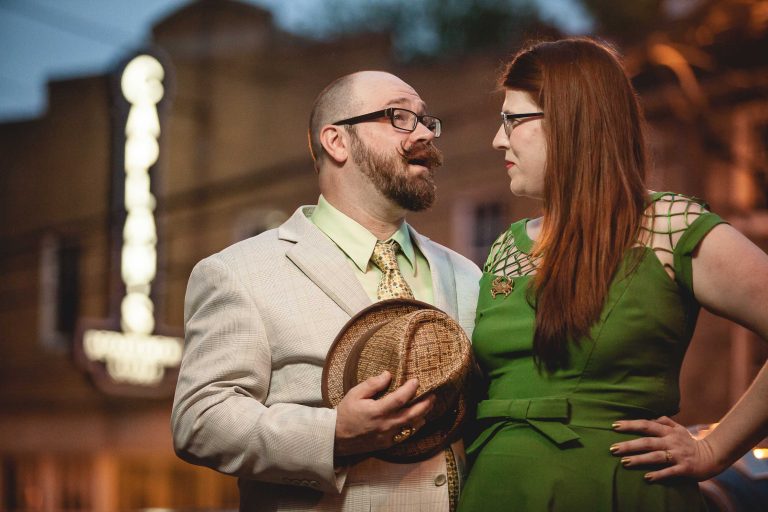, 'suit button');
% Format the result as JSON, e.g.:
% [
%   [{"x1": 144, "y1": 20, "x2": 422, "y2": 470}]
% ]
[{"x1": 434, "y1": 474, "x2": 447, "y2": 486}]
